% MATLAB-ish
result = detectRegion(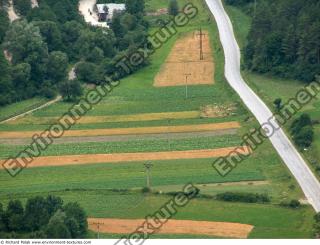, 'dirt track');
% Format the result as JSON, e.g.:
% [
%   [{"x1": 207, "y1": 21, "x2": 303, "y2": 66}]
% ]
[
  {"x1": 7, "y1": 111, "x2": 200, "y2": 125},
  {"x1": 154, "y1": 31, "x2": 215, "y2": 87},
  {"x1": 0, "y1": 122, "x2": 240, "y2": 139},
  {"x1": 0, "y1": 146, "x2": 251, "y2": 169},
  {"x1": 88, "y1": 218, "x2": 254, "y2": 238}
]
